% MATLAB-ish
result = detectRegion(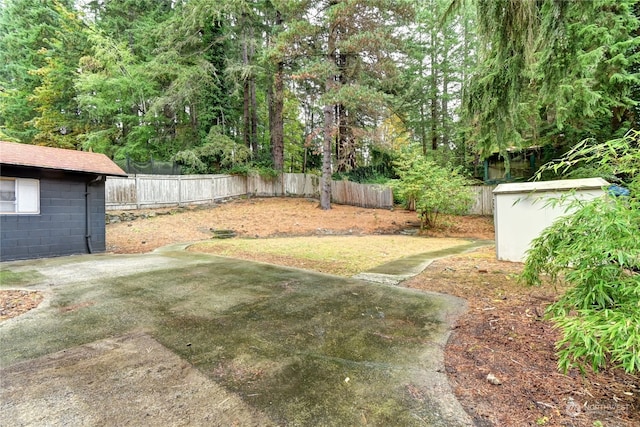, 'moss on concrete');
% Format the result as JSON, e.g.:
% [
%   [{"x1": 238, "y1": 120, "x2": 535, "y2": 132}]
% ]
[
  {"x1": 0, "y1": 269, "x2": 43, "y2": 287},
  {"x1": 1, "y1": 252, "x2": 468, "y2": 426}
]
